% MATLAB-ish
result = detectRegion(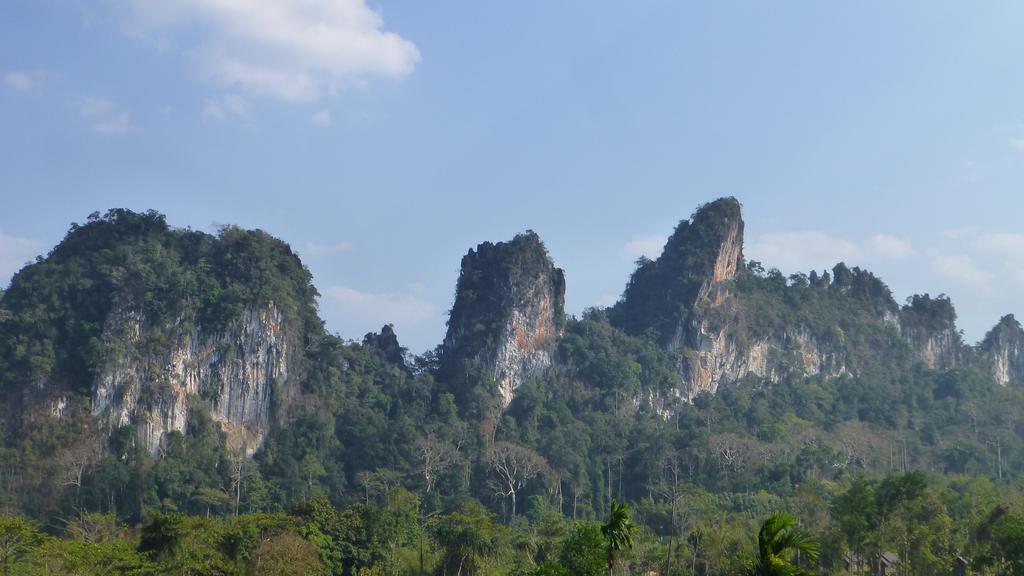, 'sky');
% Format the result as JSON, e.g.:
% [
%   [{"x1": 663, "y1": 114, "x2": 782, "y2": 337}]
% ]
[{"x1": 2, "y1": 1, "x2": 1024, "y2": 353}]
